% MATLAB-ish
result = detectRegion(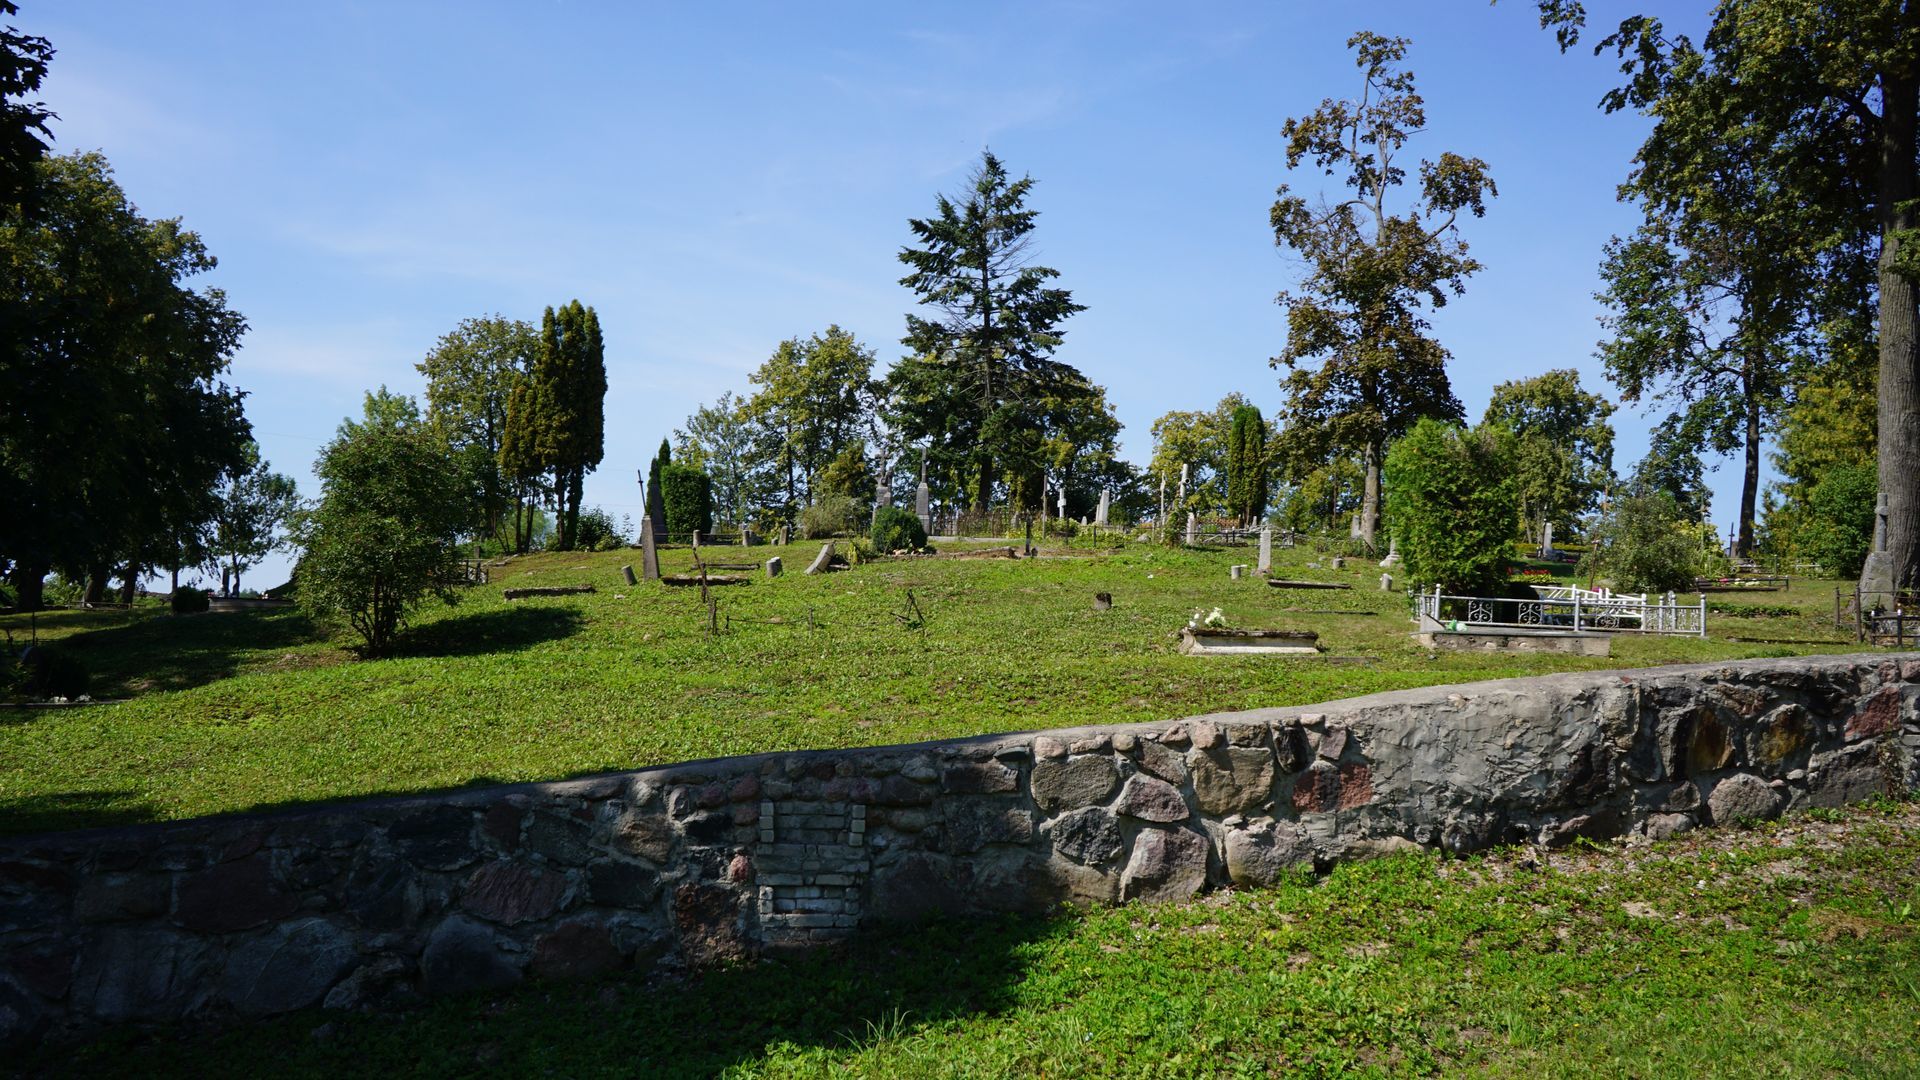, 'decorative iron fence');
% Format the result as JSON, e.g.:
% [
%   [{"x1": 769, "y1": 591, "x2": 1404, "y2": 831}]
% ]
[{"x1": 1414, "y1": 584, "x2": 1707, "y2": 637}]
